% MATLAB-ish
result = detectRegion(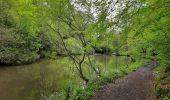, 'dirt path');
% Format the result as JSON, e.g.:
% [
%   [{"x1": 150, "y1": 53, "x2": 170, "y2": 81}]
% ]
[{"x1": 92, "y1": 61, "x2": 158, "y2": 100}]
